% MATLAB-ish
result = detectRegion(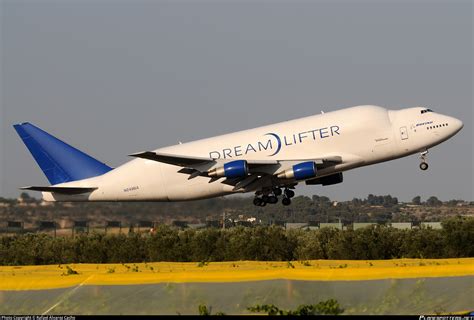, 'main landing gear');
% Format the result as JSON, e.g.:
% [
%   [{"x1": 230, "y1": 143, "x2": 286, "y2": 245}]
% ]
[
  {"x1": 419, "y1": 150, "x2": 429, "y2": 171},
  {"x1": 253, "y1": 187, "x2": 295, "y2": 206}
]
